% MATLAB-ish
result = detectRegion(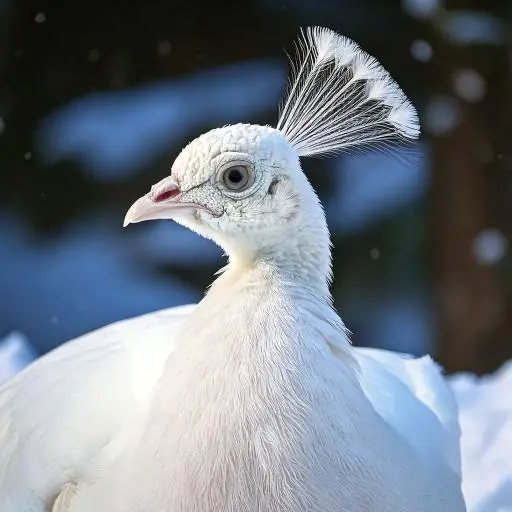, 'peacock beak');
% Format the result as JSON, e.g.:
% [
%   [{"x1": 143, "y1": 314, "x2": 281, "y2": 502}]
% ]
[{"x1": 123, "y1": 177, "x2": 199, "y2": 227}]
